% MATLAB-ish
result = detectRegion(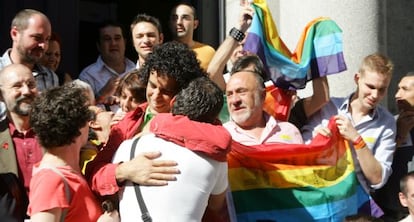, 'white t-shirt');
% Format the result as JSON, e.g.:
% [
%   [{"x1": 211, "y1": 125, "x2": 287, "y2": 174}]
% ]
[{"x1": 112, "y1": 134, "x2": 228, "y2": 222}]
